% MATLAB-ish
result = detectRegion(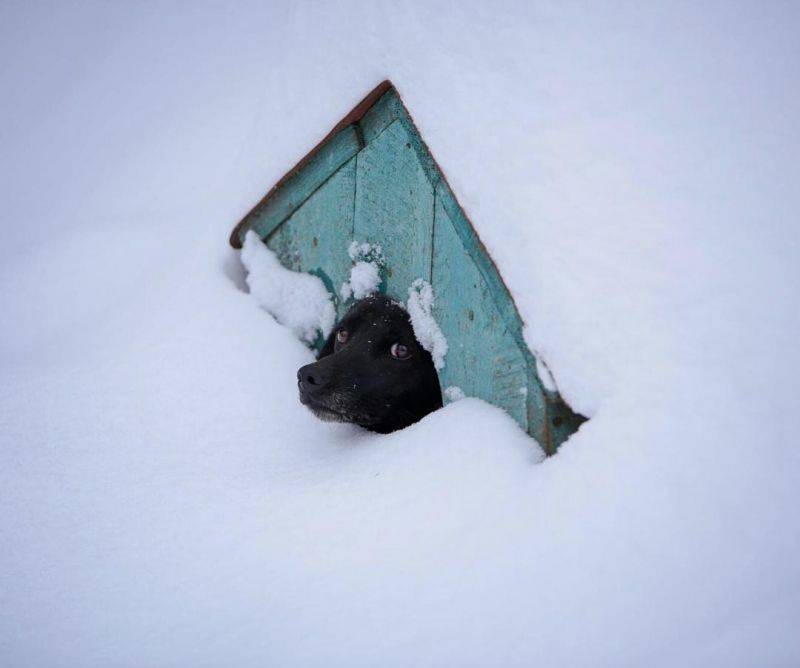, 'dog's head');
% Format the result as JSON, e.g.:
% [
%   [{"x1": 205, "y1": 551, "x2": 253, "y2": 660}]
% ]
[{"x1": 297, "y1": 294, "x2": 443, "y2": 433}]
